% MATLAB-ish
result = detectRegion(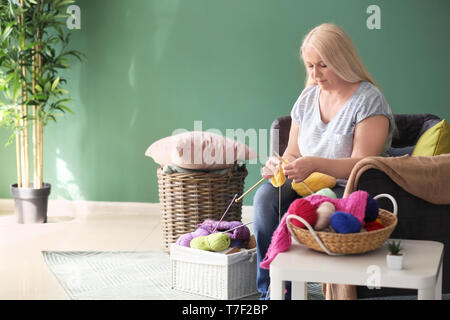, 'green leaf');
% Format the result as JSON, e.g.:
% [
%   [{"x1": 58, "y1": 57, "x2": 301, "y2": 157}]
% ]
[
  {"x1": 54, "y1": 88, "x2": 69, "y2": 95},
  {"x1": 58, "y1": 0, "x2": 76, "y2": 8},
  {"x1": 22, "y1": 40, "x2": 39, "y2": 51},
  {"x1": 51, "y1": 76, "x2": 60, "y2": 91},
  {"x1": 1, "y1": 21, "x2": 15, "y2": 42},
  {"x1": 44, "y1": 80, "x2": 51, "y2": 92},
  {"x1": 0, "y1": 72, "x2": 15, "y2": 90},
  {"x1": 58, "y1": 105, "x2": 73, "y2": 114}
]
